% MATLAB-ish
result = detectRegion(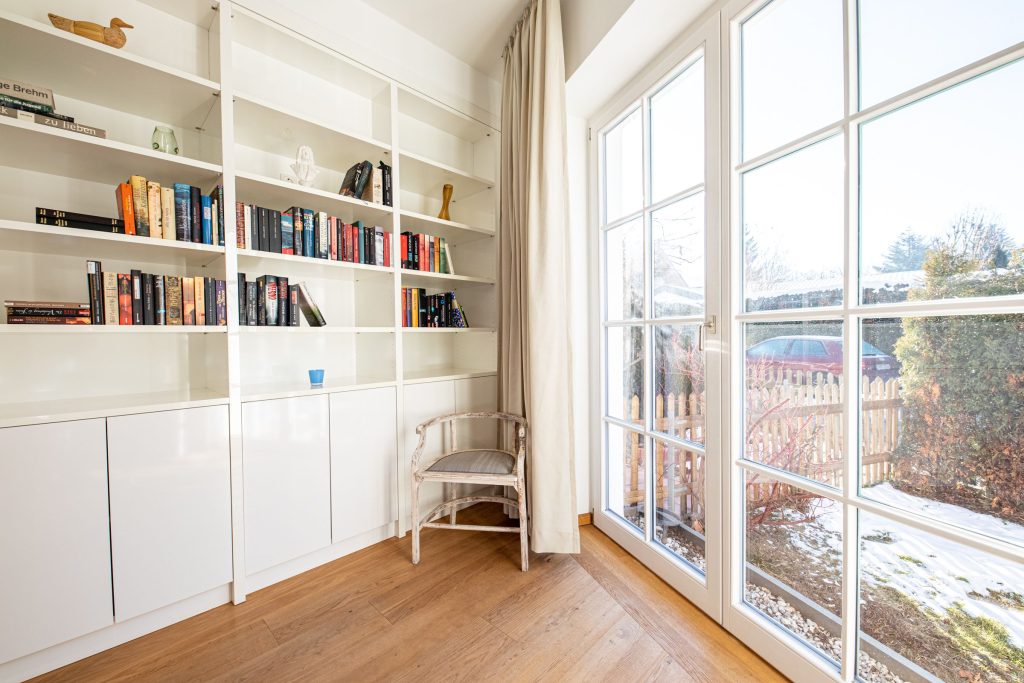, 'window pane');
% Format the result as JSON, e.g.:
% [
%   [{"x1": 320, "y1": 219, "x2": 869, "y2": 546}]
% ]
[
  {"x1": 653, "y1": 193, "x2": 704, "y2": 318},
  {"x1": 745, "y1": 321, "x2": 844, "y2": 488},
  {"x1": 604, "y1": 108, "x2": 643, "y2": 223},
  {"x1": 654, "y1": 440, "x2": 705, "y2": 576},
  {"x1": 743, "y1": 136, "x2": 844, "y2": 312},
  {"x1": 741, "y1": 0, "x2": 843, "y2": 160},
  {"x1": 859, "y1": 510, "x2": 1024, "y2": 683},
  {"x1": 605, "y1": 218, "x2": 644, "y2": 320},
  {"x1": 607, "y1": 325, "x2": 645, "y2": 423},
  {"x1": 650, "y1": 58, "x2": 704, "y2": 202},
  {"x1": 744, "y1": 472, "x2": 842, "y2": 667},
  {"x1": 859, "y1": 0, "x2": 1024, "y2": 109},
  {"x1": 861, "y1": 61, "x2": 1024, "y2": 305},
  {"x1": 607, "y1": 423, "x2": 644, "y2": 531},
  {"x1": 653, "y1": 324, "x2": 703, "y2": 445},
  {"x1": 860, "y1": 316, "x2": 1024, "y2": 545}
]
